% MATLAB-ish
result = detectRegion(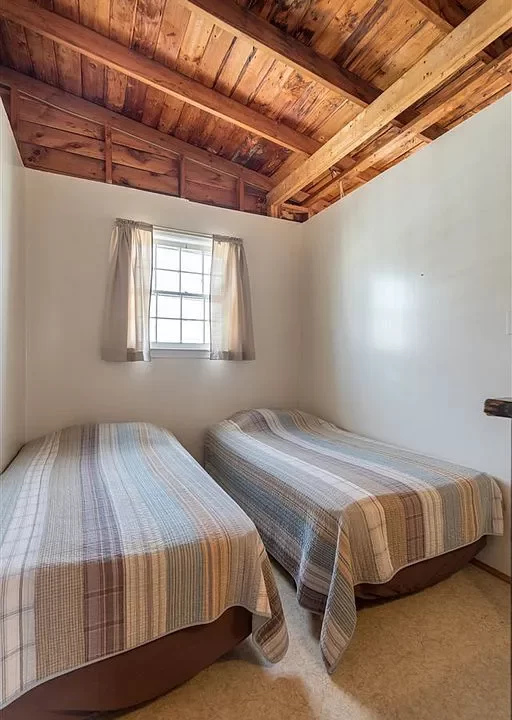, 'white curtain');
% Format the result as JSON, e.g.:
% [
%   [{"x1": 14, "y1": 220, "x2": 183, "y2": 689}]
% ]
[
  {"x1": 101, "y1": 219, "x2": 153, "y2": 362},
  {"x1": 210, "y1": 236, "x2": 255, "y2": 361}
]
